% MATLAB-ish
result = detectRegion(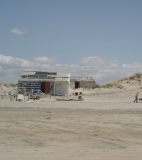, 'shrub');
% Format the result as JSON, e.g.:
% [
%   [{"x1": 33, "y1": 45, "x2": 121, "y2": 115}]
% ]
[
  {"x1": 101, "y1": 81, "x2": 124, "y2": 89},
  {"x1": 129, "y1": 75, "x2": 135, "y2": 80},
  {"x1": 9, "y1": 83, "x2": 18, "y2": 87},
  {"x1": 129, "y1": 73, "x2": 142, "y2": 80},
  {"x1": 115, "y1": 84, "x2": 124, "y2": 89},
  {"x1": 92, "y1": 84, "x2": 100, "y2": 89},
  {"x1": 3, "y1": 84, "x2": 9, "y2": 88},
  {"x1": 135, "y1": 73, "x2": 142, "y2": 78},
  {"x1": 101, "y1": 83, "x2": 114, "y2": 88}
]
